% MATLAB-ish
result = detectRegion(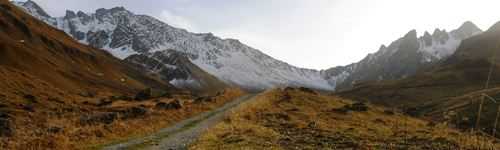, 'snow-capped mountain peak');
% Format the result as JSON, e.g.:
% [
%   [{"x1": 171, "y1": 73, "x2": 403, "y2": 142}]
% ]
[
  {"x1": 323, "y1": 21, "x2": 483, "y2": 90},
  {"x1": 13, "y1": 0, "x2": 335, "y2": 91}
]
